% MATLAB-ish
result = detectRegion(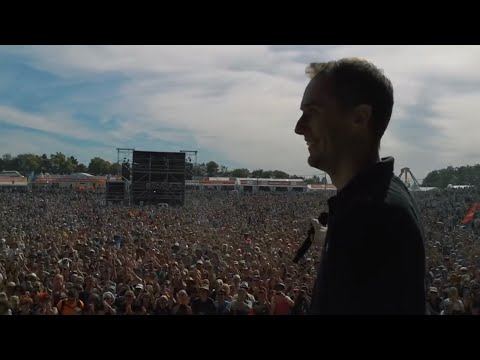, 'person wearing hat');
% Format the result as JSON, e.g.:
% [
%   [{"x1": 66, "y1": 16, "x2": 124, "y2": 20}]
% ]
[
  {"x1": 206, "y1": 279, "x2": 219, "y2": 301},
  {"x1": 134, "y1": 283, "x2": 144, "y2": 297},
  {"x1": 233, "y1": 282, "x2": 255, "y2": 303},
  {"x1": 191, "y1": 283, "x2": 216, "y2": 315},
  {"x1": 98, "y1": 291, "x2": 117, "y2": 315},
  {"x1": 426, "y1": 287, "x2": 441, "y2": 315},
  {"x1": 117, "y1": 290, "x2": 141, "y2": 315}
]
